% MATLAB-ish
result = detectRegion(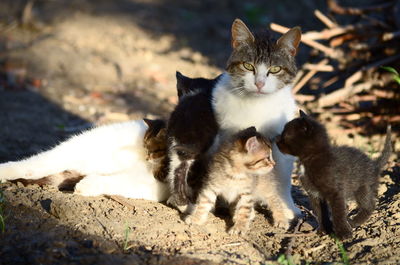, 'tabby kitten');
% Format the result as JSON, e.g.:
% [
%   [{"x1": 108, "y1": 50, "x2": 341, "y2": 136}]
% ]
[
  {"x1": 143, "y1": 118, "x2": 169, "y2": 182},
  {"x1": 276, "y1": 110, "x2": 392, "y2": 239},
  {"x1": 211, "y1": 19, "x2": 302, "y2": 228},
  {"x1": 185, "y1": 127, "x2": 275, "y2": 235},
  {"x1": 0, "y1": 119, "x2": 170, "y2": 201},
  {"x1": 166, "y1": 72, "x2": 220, "y2": 207}
]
